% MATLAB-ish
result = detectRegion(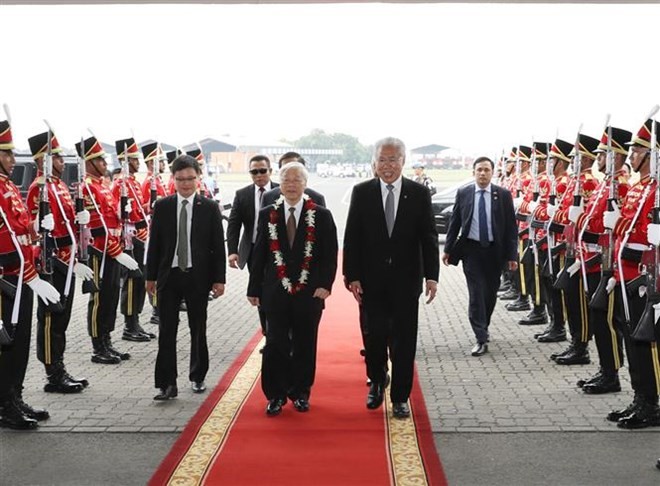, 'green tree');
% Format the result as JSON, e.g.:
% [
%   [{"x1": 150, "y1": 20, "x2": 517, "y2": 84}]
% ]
[{"x1": 289, "y1": 129, "x2": 371, "y2": 165}]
